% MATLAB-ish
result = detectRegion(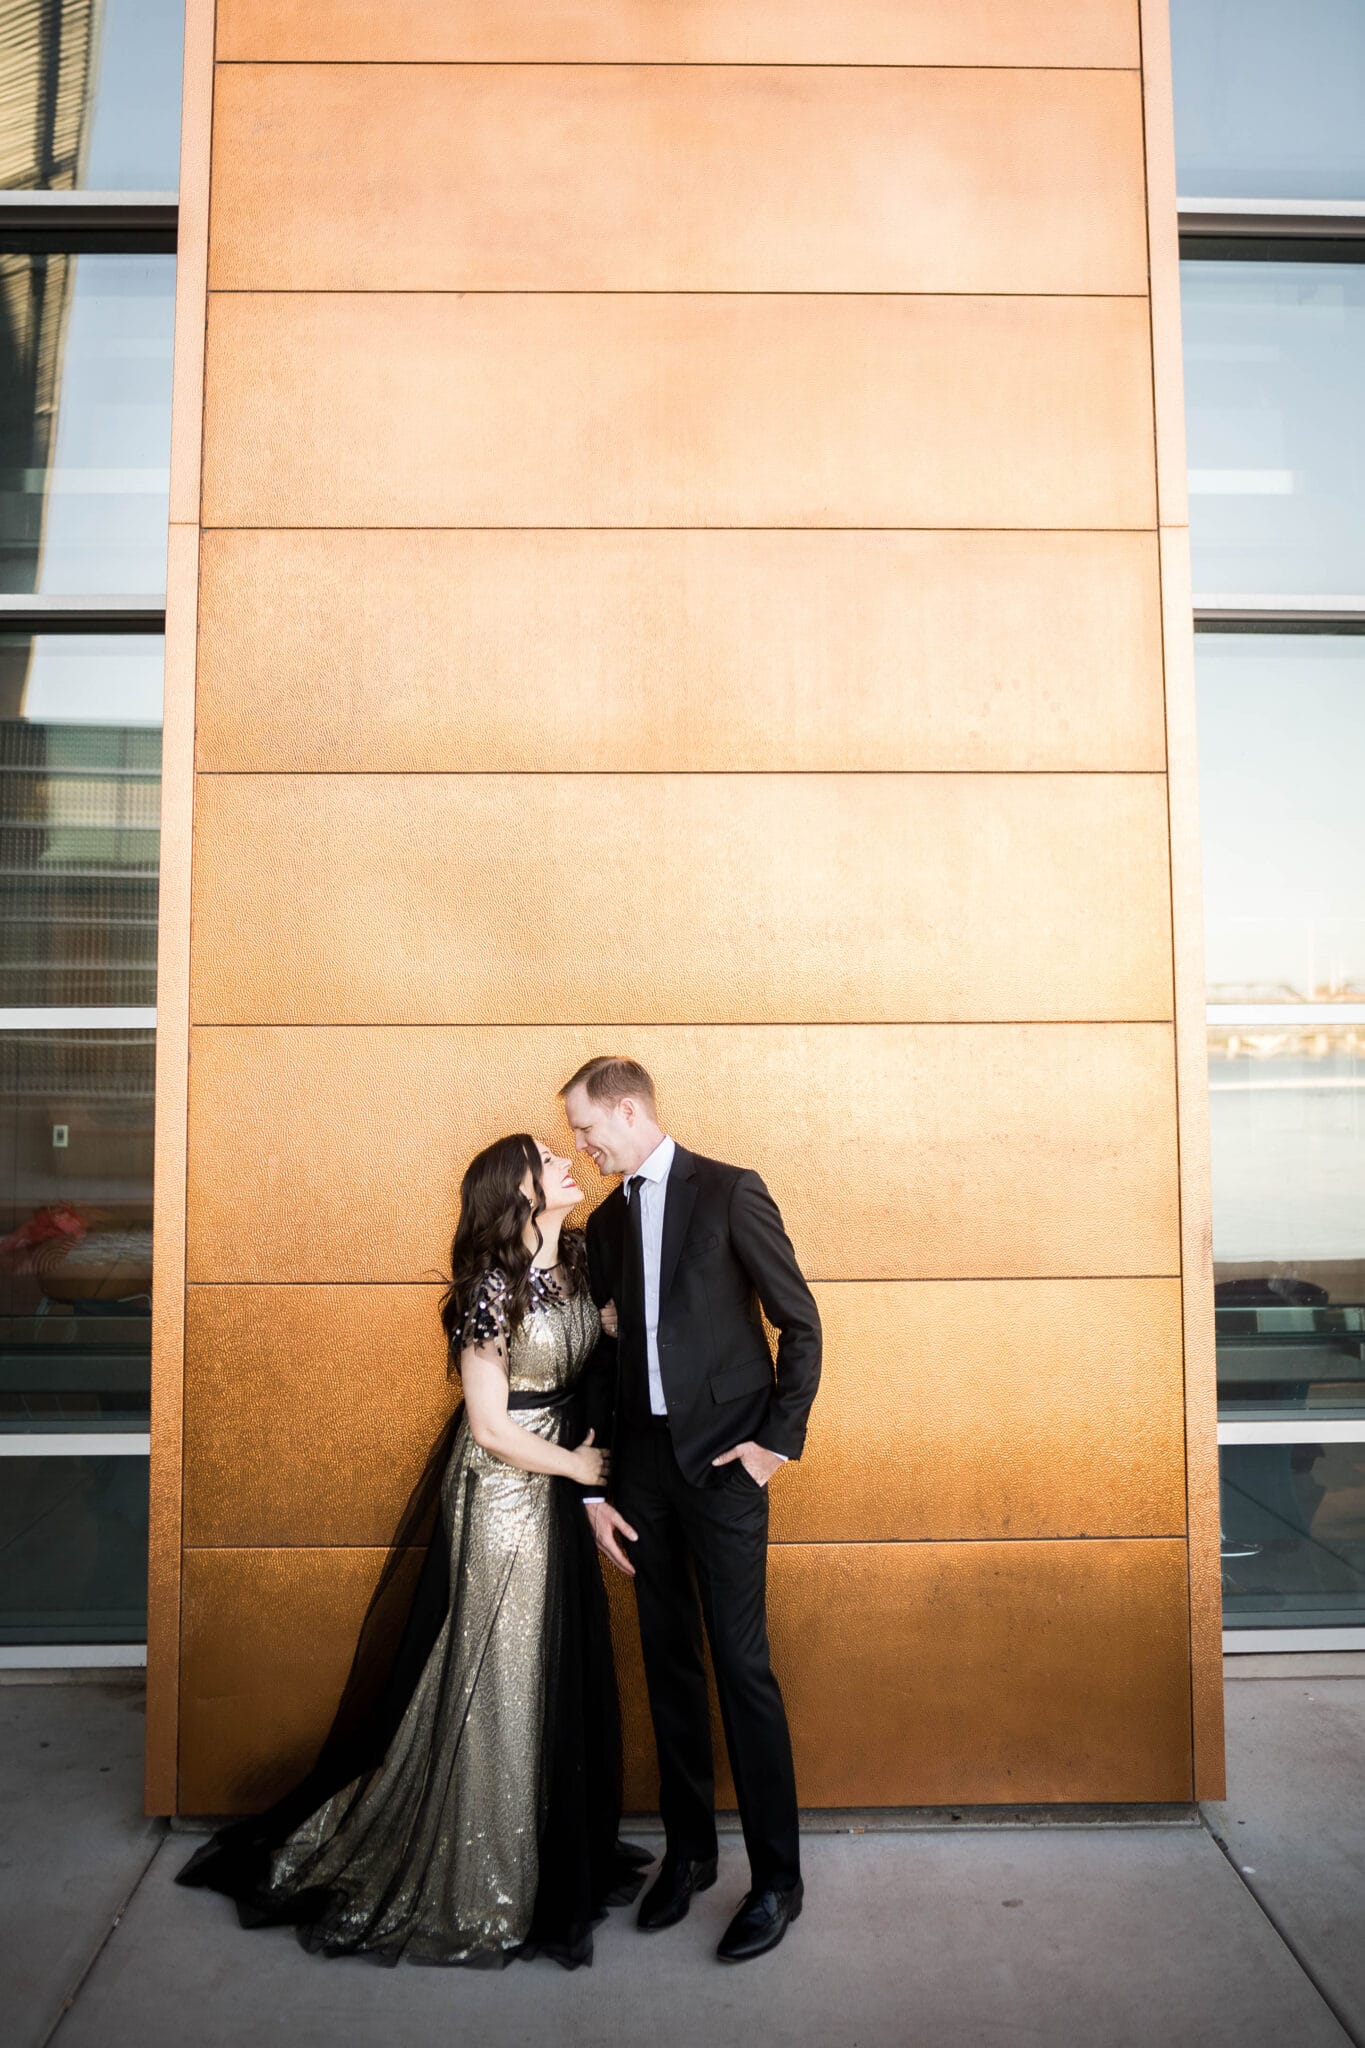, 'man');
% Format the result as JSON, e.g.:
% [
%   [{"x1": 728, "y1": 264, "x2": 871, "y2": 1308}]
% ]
[{"x1": 559, "y1": 1055, "x2": 821, "y2": 1963}]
